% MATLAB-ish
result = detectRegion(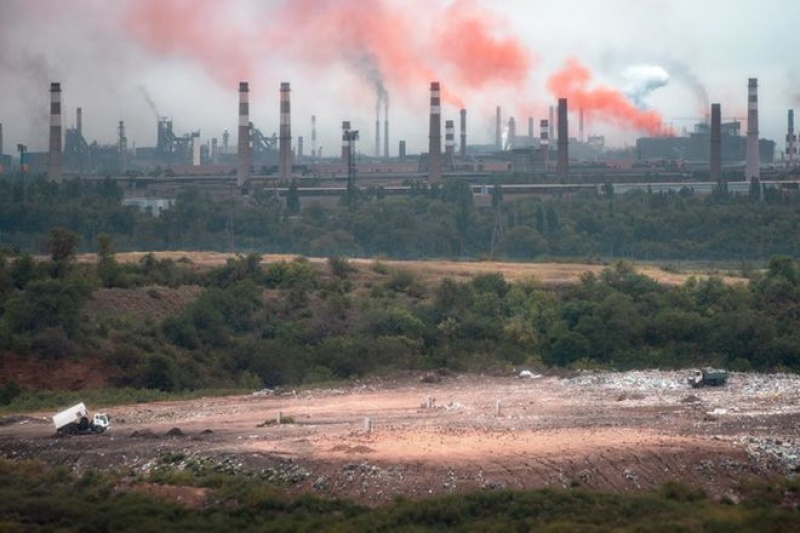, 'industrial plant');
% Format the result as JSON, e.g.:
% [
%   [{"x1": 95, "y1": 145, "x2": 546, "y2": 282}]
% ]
[{"x1": 0, "y1": 76, "x2": 796, "y2": 211}]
